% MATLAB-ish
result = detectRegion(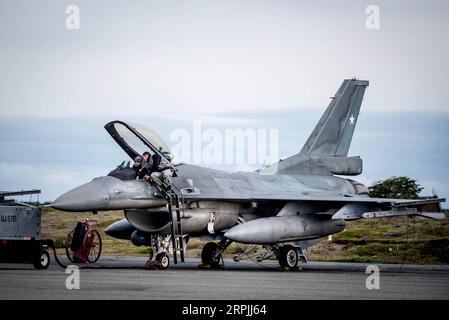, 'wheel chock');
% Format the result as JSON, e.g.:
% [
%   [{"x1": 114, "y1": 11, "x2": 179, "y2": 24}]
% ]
[{"x1": 144, "y1": 260, "x2": 164, "y2": 270}]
